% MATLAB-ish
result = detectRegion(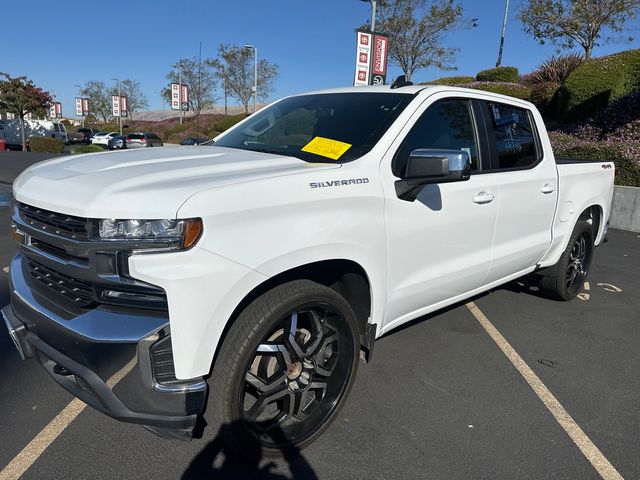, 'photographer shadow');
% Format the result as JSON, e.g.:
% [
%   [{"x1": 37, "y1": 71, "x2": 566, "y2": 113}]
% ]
[{"x1": 182, "y1": 420, "x2": 318, "y2": 480}]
